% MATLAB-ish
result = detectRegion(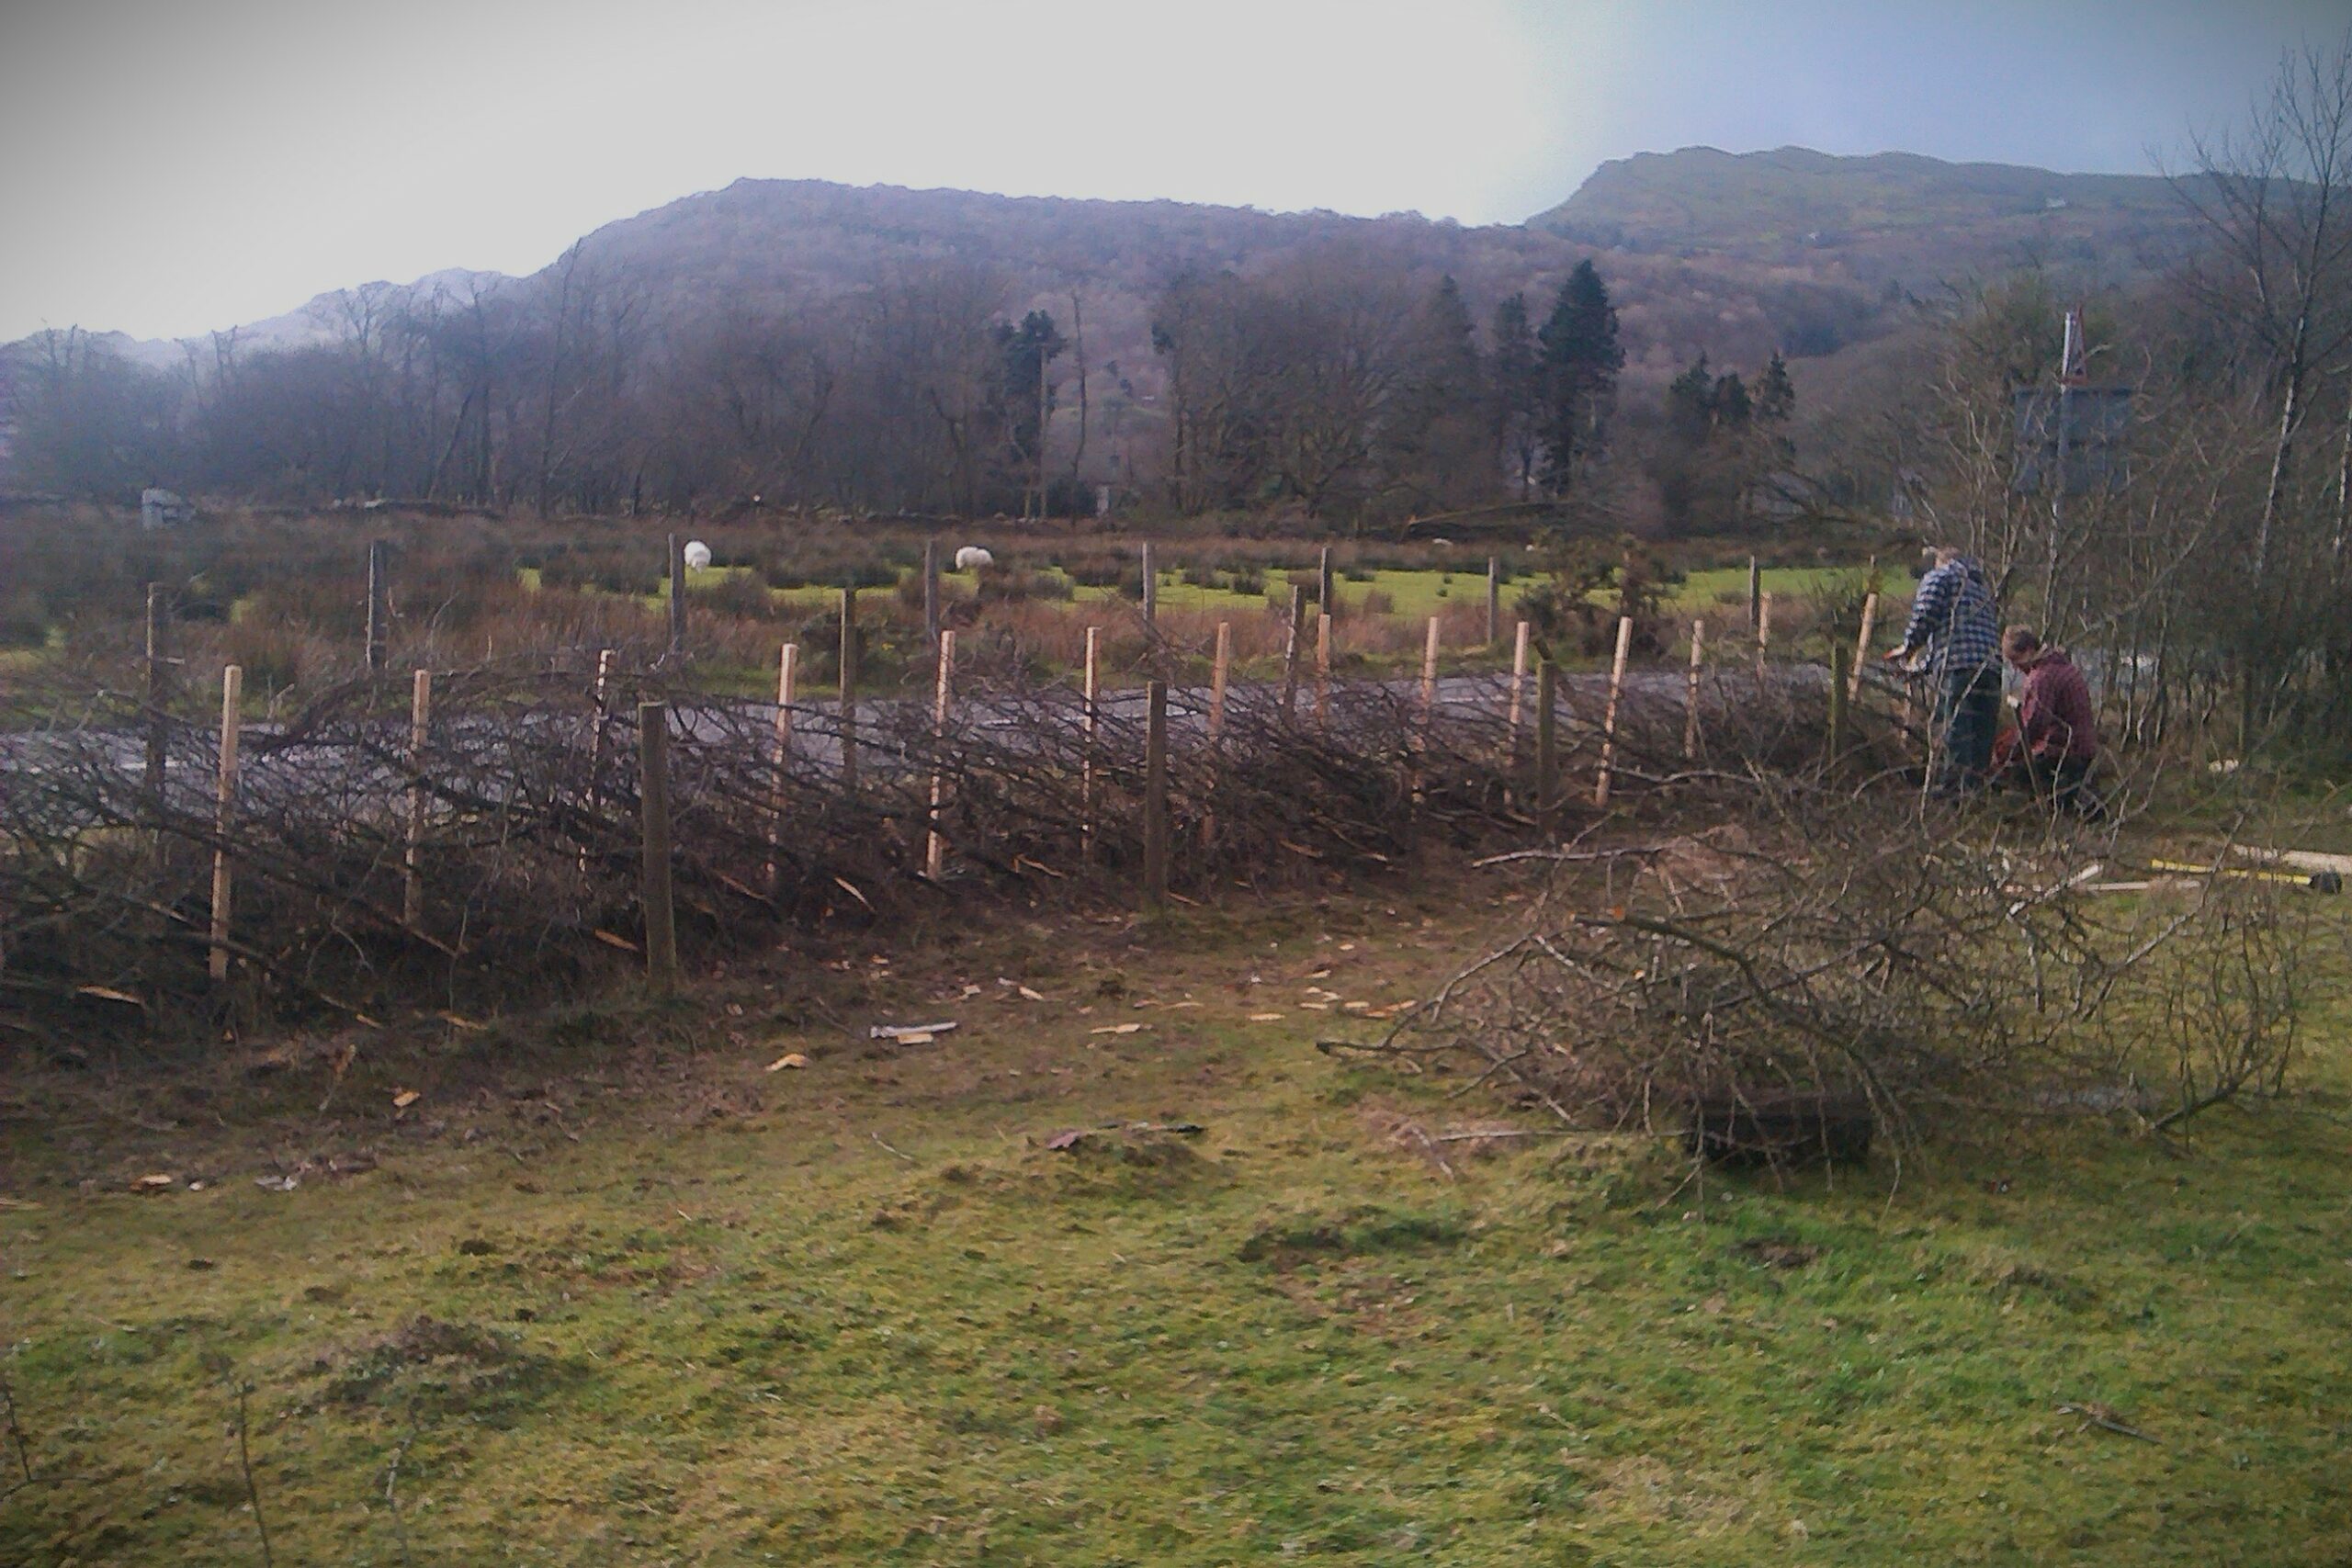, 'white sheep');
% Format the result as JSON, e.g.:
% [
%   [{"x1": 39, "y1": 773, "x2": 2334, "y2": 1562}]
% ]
[
  {"x1": 954, "y1": 547, "x2": 996, "y2": 571},
  {"x1": 683, "y1": 539, "x2": 714, "y2": 570}
]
